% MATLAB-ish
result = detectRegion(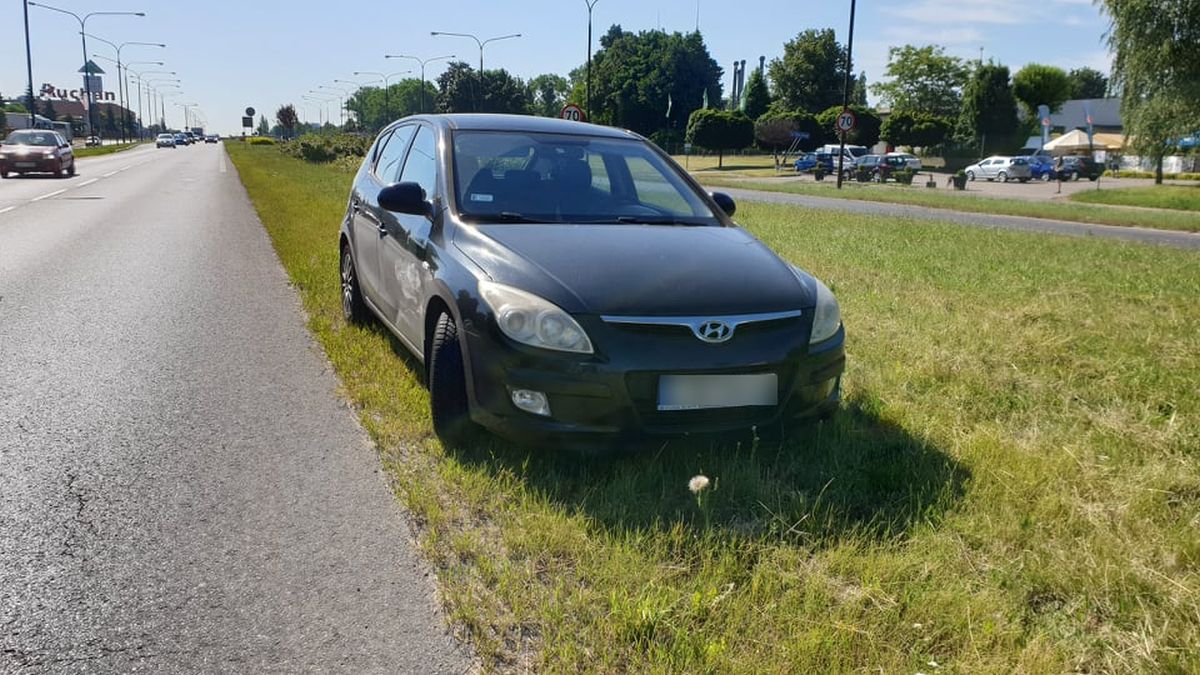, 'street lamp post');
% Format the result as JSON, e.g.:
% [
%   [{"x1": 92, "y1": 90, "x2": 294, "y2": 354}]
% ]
[
  {"x1": 123, "y1": 65, "x2": 169, "y2": 139},
  {"x1": 22, "y1": 0, "x2": 36, "y2": 128},
  {"x1": 87, "y1": 36, "x2": 164, "y2": 142},
  {"x1": 318, "y1": 85, "x2": 353, "y2": 128},
  {"x1": 144, "y1": 77, "x2": 178, "y2": 133},
  {"x1": 159, "y1": 89, "x2": 182, "y2": 130},
  {"x1": 583, "y1": 0, "x2": 600, "y2": 119},
  {"x1": 835, "y1": 0, "x2": 856, "y2": 190},
  {"x1": 430, "y1": 32, "x2": 520, "y2": 74},
  {"x1": 303, "y1": 94, "x2": 335, "y2": 130},
  {"x1": 348, "y1": 71, "x2": 411, "y2": 127},
  {"x1": 28, "y1": 2, "x2": 144, "y2": 143},
  {"x1": 384, "y1": 55, "x2": 454, "y2": 113}
]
